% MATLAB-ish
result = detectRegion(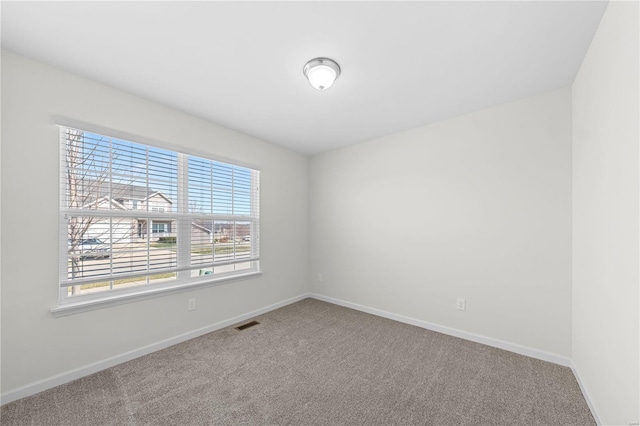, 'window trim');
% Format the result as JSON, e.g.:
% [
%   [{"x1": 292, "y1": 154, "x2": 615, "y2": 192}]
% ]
[
  {"x1": 51, "y1": 270, "x2": 263, "y2": 317},
  {"x1": 54, "y1": 119, "x2": 261, "y2": 315},
  {"x1": 52, "y1": 116, "x2": 261, "y2": 171}
]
